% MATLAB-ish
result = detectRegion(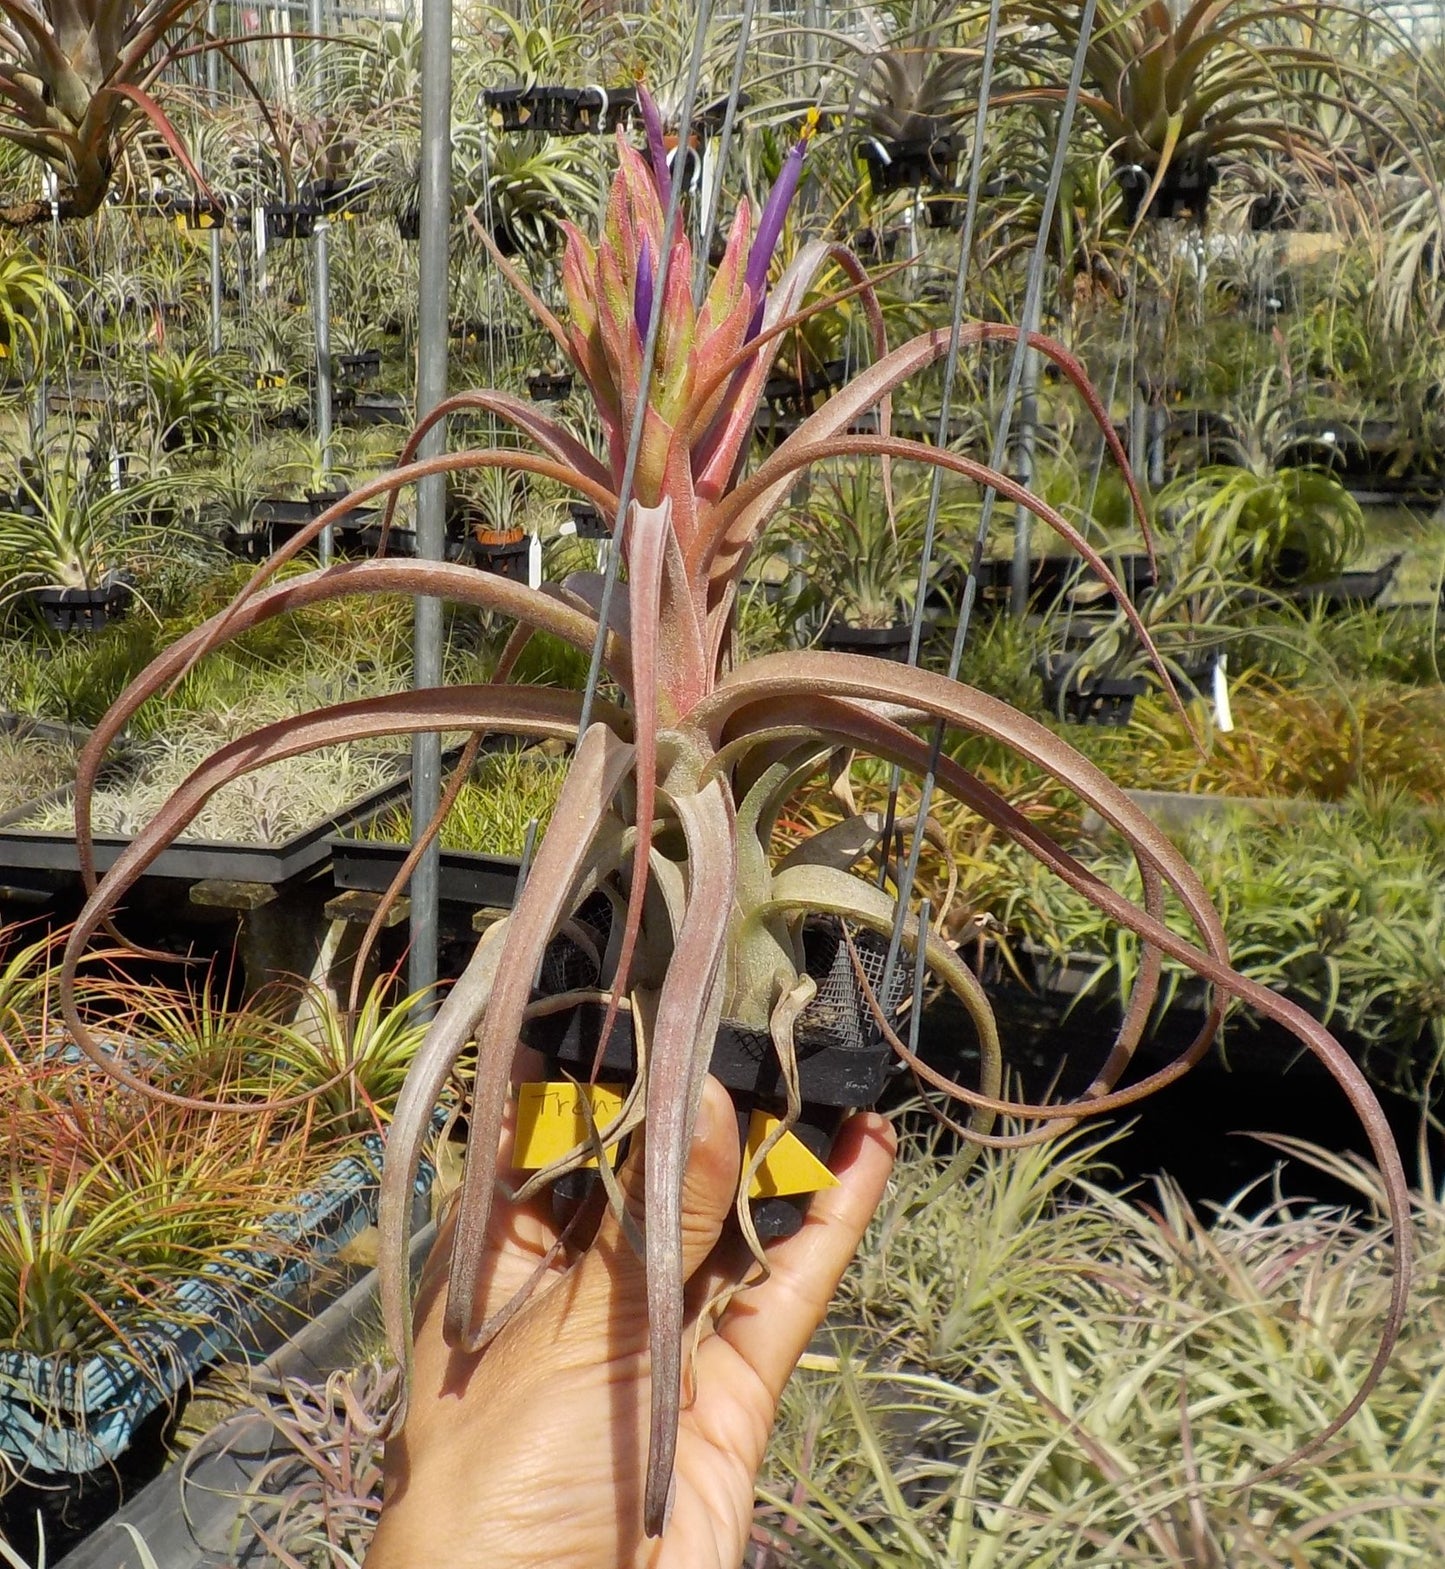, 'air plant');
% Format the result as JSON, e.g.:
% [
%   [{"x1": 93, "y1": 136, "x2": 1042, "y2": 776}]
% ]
[
  {"x1": 1016, "y1": 0, "x2": 1338, "y2": 219},
  {"x1": 846, "y1": 0, "x2": 986, "y2": 147},
  {"x1": 0, "y1": 434, "x2": 177, "y2": 601},
  {"x1": 0, "y1": 0, "x2": 218, "y2": 224},
  {"x1": 60, "y1": 91, "x2": 1410, "y2": 1539}
]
